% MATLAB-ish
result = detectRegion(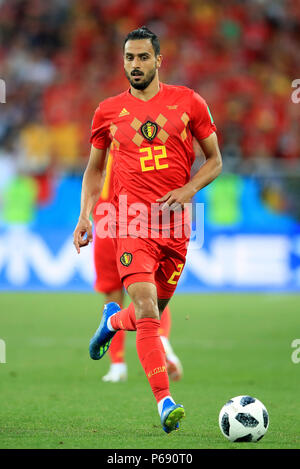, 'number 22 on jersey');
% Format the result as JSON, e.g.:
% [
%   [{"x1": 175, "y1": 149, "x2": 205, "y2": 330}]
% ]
[{"x1": 139, "y1": 145, "x2": 169, "y2": 172}]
